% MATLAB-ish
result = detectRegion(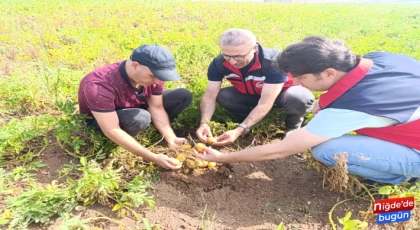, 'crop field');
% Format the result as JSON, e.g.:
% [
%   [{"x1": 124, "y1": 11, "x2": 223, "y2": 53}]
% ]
[{"x1": 1, "y1": 0, "x2": 420, "y2": 229}]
